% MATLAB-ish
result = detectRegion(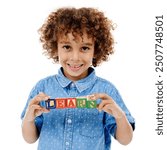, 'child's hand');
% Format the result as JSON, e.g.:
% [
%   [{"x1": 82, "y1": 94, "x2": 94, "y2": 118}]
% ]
[
  {"x1": 88, "y1": 93, "x2": 125, "y2": 119},
  {"x1": 24, "y1": 92, "x2": 50, "y2": 122}
]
